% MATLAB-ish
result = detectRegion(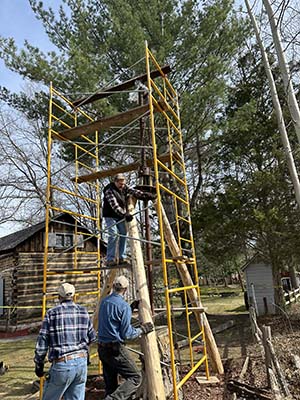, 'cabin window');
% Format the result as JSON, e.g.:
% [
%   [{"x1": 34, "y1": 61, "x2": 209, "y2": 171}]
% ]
[
  {"x1": 47, "y1": 233, "x2": 84, "y2": 248},
  {"x1": 55, "y1": 233, "x2": 74, "y2": 248}
]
